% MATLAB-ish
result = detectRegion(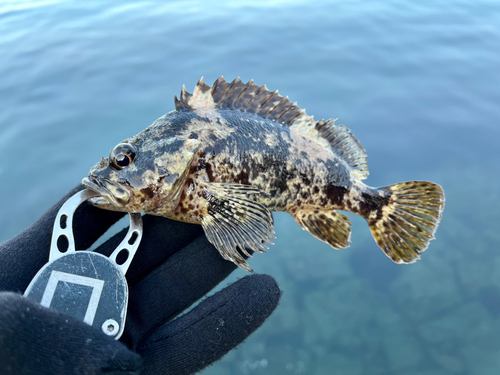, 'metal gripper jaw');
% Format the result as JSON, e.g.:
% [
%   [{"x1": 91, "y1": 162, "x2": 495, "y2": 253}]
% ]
[{"x1": 24, "y1": 189, "x2": 143, "y2": 340}]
